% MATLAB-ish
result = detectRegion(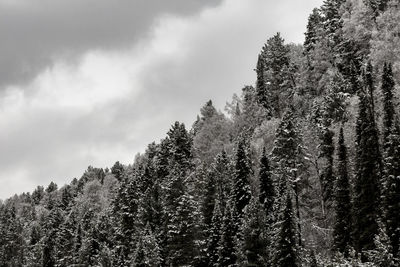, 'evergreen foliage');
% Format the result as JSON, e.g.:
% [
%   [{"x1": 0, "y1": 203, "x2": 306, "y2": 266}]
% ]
[
  {"x1": 2, "y1": 1, "x2": 400, "y2": 265},
  {"x1": 333, "y1": 127, "x2": 352, "y2": 254}
]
